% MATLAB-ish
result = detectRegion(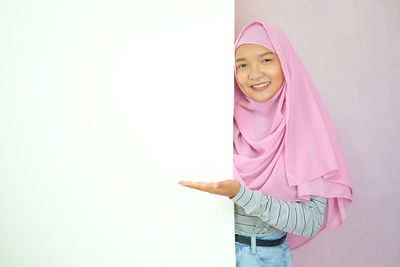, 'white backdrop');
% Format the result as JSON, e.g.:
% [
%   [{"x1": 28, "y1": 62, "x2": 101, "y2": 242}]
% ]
[{"x1": 0, "y1": 1, "x2": 235, "y2": 266}]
